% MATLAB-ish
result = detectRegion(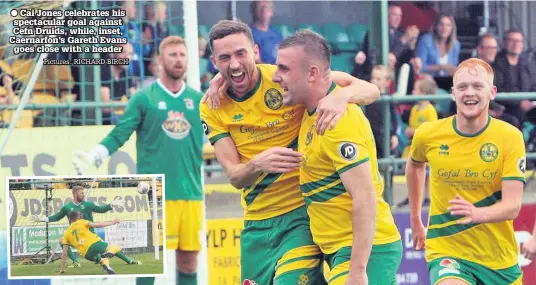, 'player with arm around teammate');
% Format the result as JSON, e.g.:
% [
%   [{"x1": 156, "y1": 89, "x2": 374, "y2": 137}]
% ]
[
  {"x1": 72, "y1": 36, "x2": 204, "y2": 285},
  {"x1": 31, "y1": 185, "x2": 127, "y2": 267},
  {"x1": 406, "y1": 58, "x2": 526, "y2": 285},
  {"x1": 58, "y1": 210, "x2": 134, "y2": 275},
  {"x1": 272, "y1": 29, "x2": 402, "y2": 285},
  {"x1": 201, "y1": 20, "x2": 381, "y2": 285}
]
